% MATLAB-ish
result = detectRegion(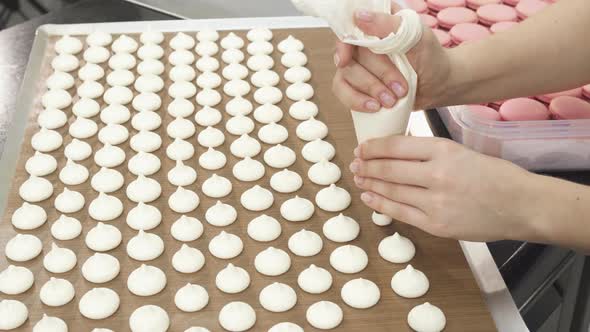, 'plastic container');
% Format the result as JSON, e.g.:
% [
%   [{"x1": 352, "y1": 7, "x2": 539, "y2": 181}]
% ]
[{"x1": 437, "y1": 106, "x2": 590, "y2": 171}]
